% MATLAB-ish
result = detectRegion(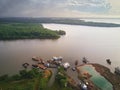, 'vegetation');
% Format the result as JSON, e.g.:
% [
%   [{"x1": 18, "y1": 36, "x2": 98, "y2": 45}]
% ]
[
  {"x1": 55, "y1": 30, "x2": 66, "y2": 35},
  {"x1": 0, "y1": 17, "x2": 120, "y2": 27},
  {"x1": 48, "y1": 81, "x2": 73, "y2": 90},
  {"x1": 0, "y1": 67, "x2": 73, "y2": 90},
  {"x1": 0, "y1": 68, "x2": 52, "y2": 90},
  {"x1": 56, "y1": 67, "x2": 68, "y2": 87},
  {"x1": 0, "y1": 23, "x2": 66, "y2": 40}
]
